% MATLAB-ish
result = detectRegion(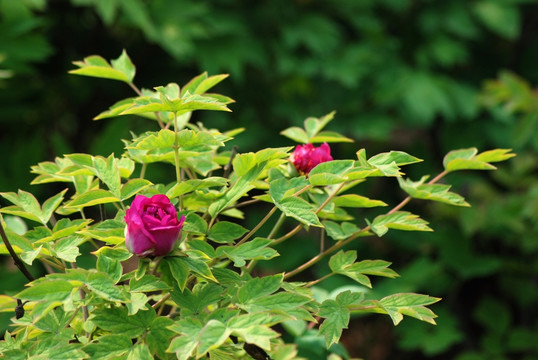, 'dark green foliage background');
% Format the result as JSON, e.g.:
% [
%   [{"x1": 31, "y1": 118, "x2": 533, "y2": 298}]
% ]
[{"x1": 1, "y1": 1, "x2": 537, "y2": 359}]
